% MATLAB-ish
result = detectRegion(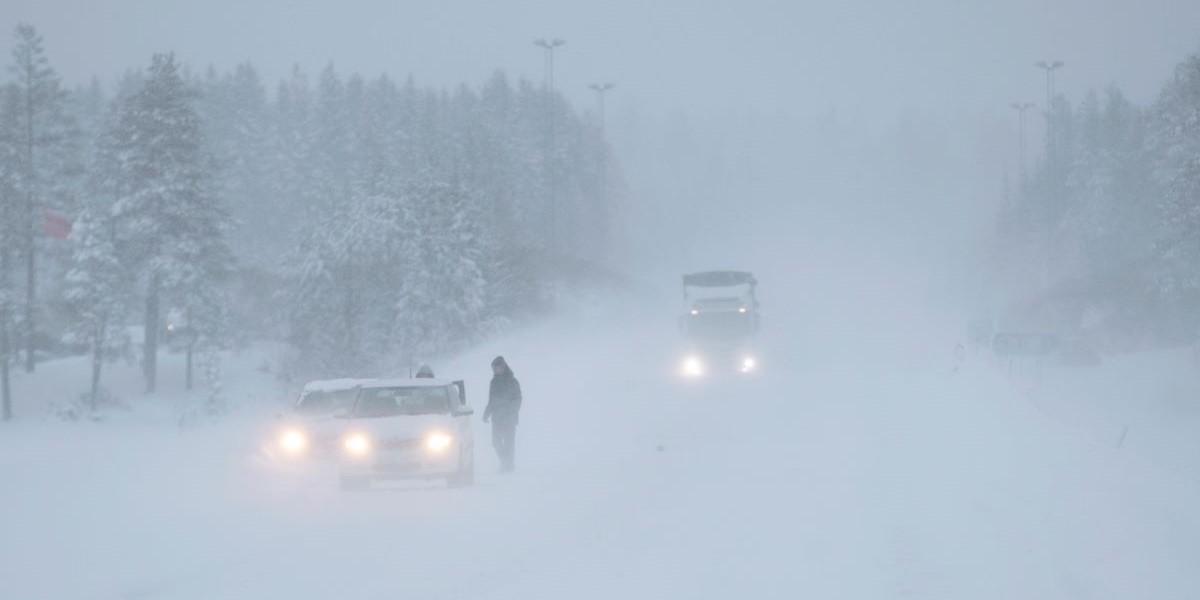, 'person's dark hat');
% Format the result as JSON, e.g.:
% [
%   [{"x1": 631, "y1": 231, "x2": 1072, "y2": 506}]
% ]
[{"x1": 491, "y1": 356, "x2": 509, "y2": 370}]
